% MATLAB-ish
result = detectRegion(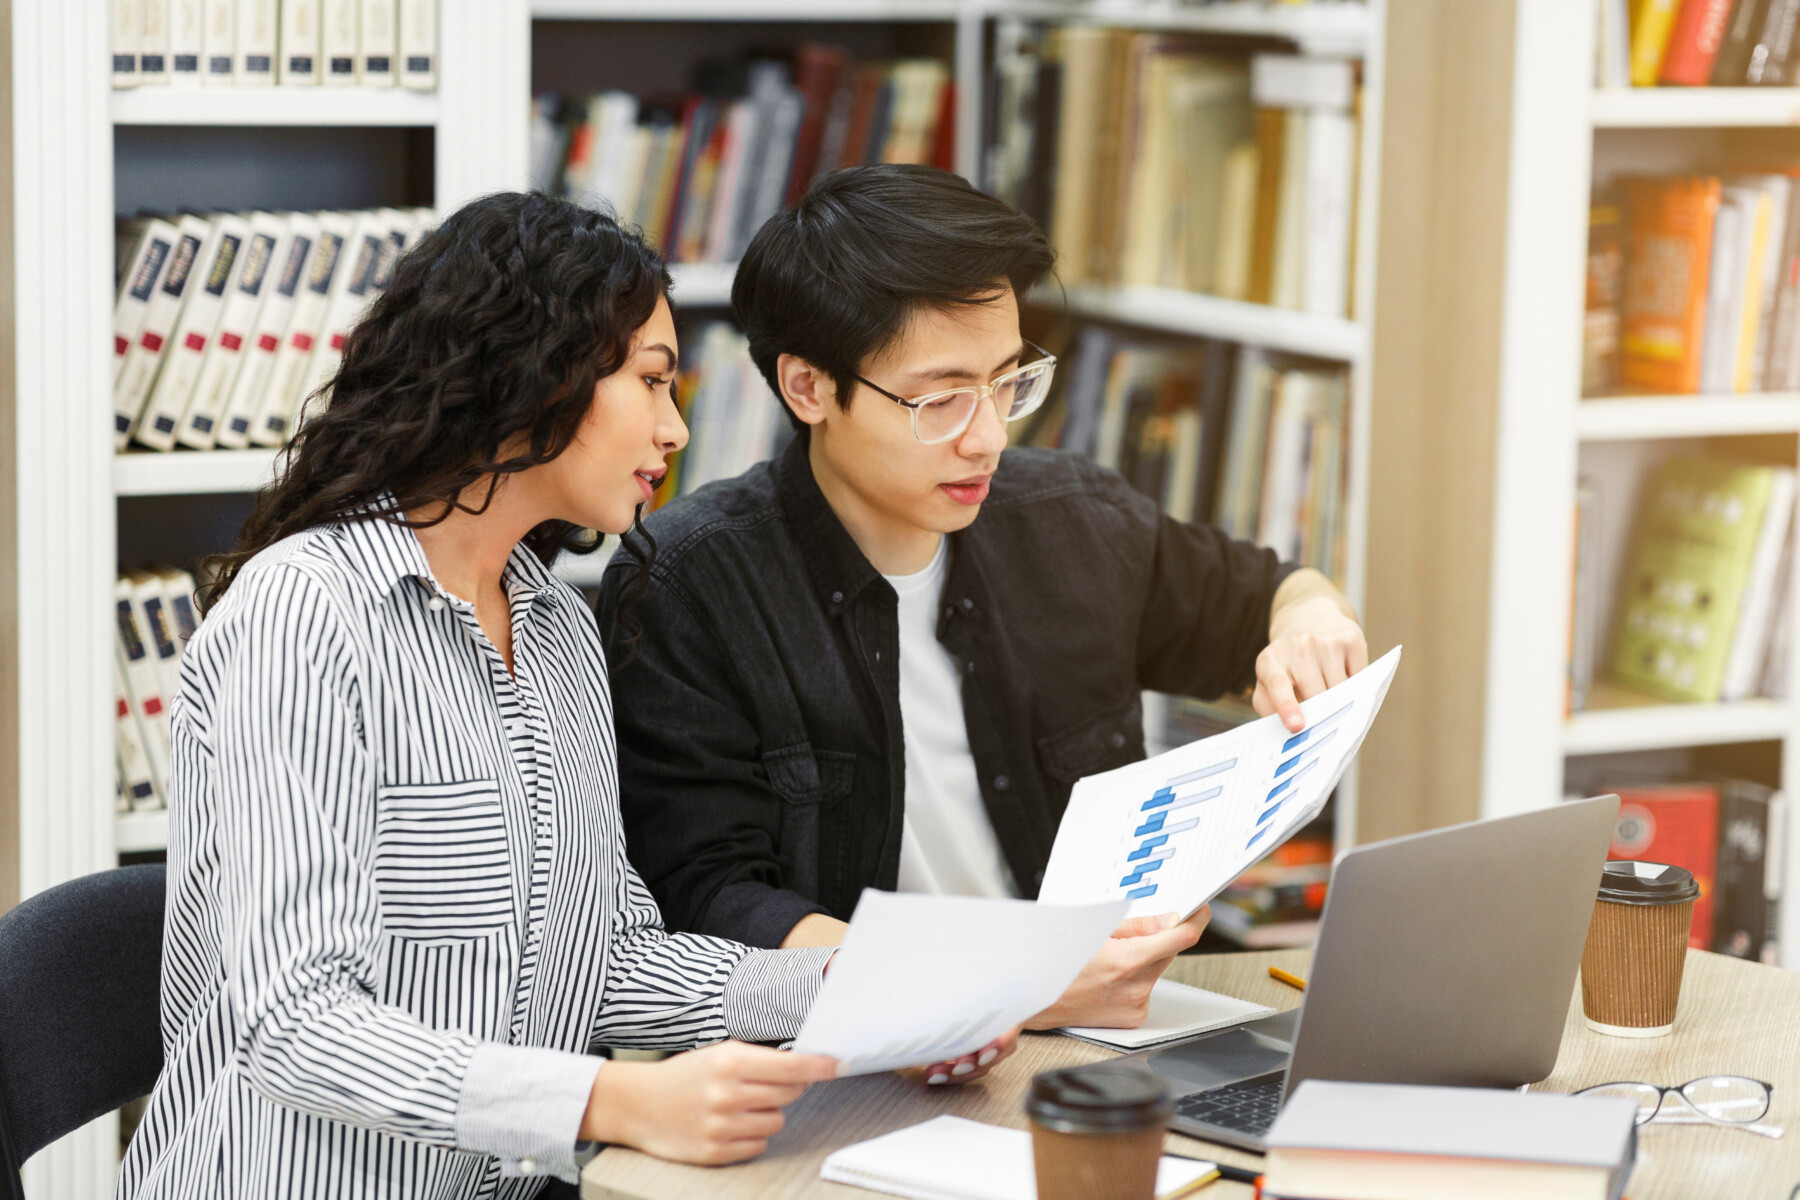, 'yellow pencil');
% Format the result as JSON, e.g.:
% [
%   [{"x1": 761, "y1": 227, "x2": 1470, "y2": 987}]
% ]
[
  {"x1": 1268, "y1": 966, "x2": 1307, "y2": 992},
  {"x1": 1160, "y1": 1168, "x2": 1222, "y2": 1198}
]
